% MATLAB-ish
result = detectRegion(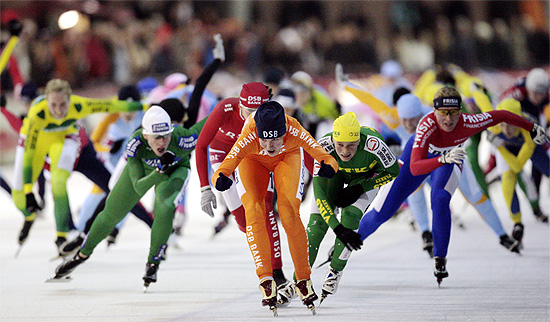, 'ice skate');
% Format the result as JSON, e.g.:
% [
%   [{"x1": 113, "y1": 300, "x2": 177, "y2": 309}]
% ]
[
  {"x1": 434, "y1": 257, "x2": 448, "y2": 286},
  {"x1": 294, "y1": 279, "x2": 318, "y2": 315},
  {"x1": 512, "y1": 223, "x2": 524, "y2": 250},
  {"x1": 59, "y1": 232, "x2": 85, "y2": 257},
  {"x1": 499, "y1": 234, "x2": 520, "y2": 254},
  {"x1": 276, "y1": 280, "x2": 296, "y2": 307},
  {"x1": 213, "y1": 210, "x2": 231, "y2": 236},
  {"x1": 421, "y1": 231, "x2": 434, "y2": 258},
  {"x1": 315, "y1": 246, "x2": 334, "y2": 269},
  {"x1": 533, "y1": 208, "x2": 549, "y2": 224},
  {"x1": 15, "y1": 219, "x2": 35, "y2": 257},
  {"x1": 320, "y1": 266, "x2": 342, "y2": 304},
  {"x1": 48, "y1": 237, "x2": 69, "y2": 261},
  {"x1": 143, "y1": 262, "x2": 159, "y2": 292},
  {"x1": 106, "y1": 228, "x2": 119, "y2": 248},
  {"x1": 47, "y1": 252, "x2": 88, "y2": 282},
  {"x1": 259, "y1": 277, "x2": 278, "y2": 316}
]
